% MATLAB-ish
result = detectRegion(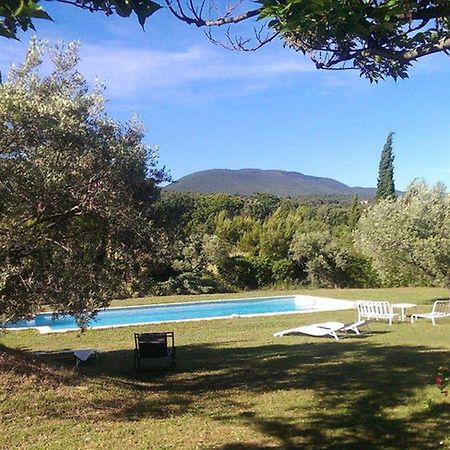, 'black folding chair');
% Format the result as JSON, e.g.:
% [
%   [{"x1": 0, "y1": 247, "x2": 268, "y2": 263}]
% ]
[{"x1": 134, "y1": 332, "x2": 176, "y2": 371}]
